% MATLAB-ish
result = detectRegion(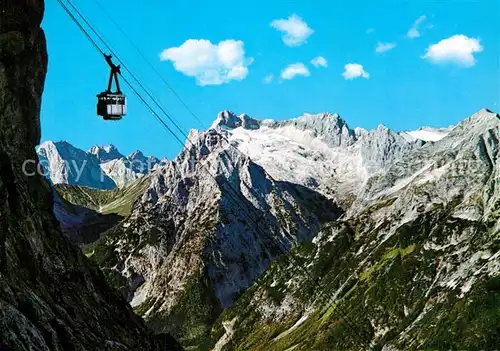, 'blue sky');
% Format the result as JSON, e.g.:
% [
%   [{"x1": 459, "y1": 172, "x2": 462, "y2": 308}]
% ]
[{"x1": 41, "y1": 0, "x2": 499, "y2": 159}]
